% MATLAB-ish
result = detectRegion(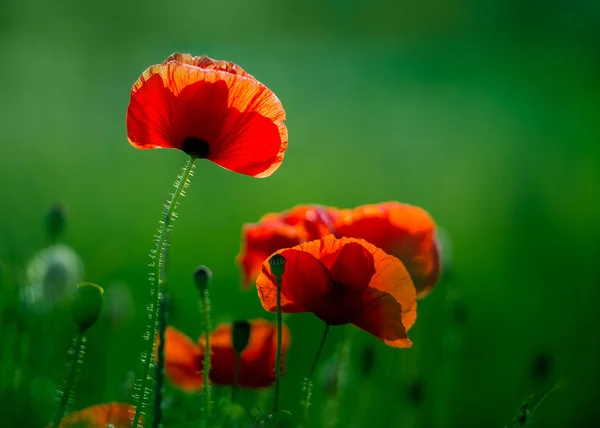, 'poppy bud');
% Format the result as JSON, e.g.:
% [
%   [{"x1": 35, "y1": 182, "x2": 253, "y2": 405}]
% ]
[
  {"x1": 232, "y1": 320, "x2": 251, "y2": 354},
  {"x1": 268, "y1": 254, "x2": 286, "y2": 280},
  {"x1": 47, "y1": 203, "x2": 66, "y2": 243},
  {"x1": 72, "y1": 282, "x2": 104, "y2": 332},
  {"x1": 193, "y1": 265, "x2": 212, "y2": 293}
]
